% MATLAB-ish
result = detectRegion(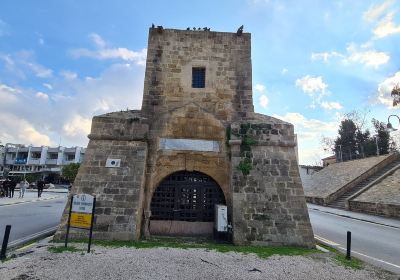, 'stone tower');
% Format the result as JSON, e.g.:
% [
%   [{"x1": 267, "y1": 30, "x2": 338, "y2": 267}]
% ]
[{"x1": 55, "y1": 27, "x2": 314, "y2": 247}]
